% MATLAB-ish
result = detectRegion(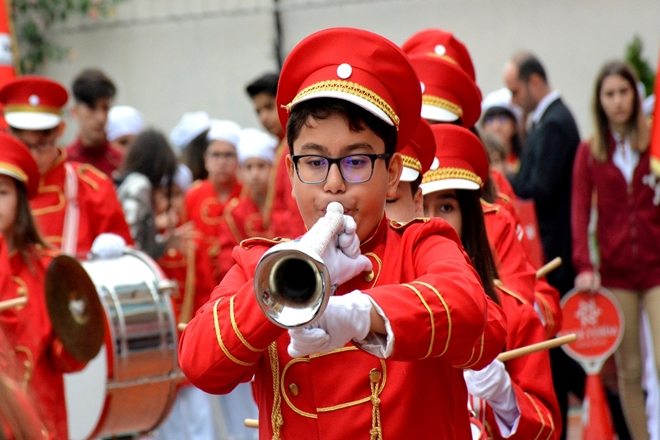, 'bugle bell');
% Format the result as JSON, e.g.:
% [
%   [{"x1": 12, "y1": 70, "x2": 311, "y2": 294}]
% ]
[{"x1": 254, "y1": 202, "x2": 345, "y2": 328}]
